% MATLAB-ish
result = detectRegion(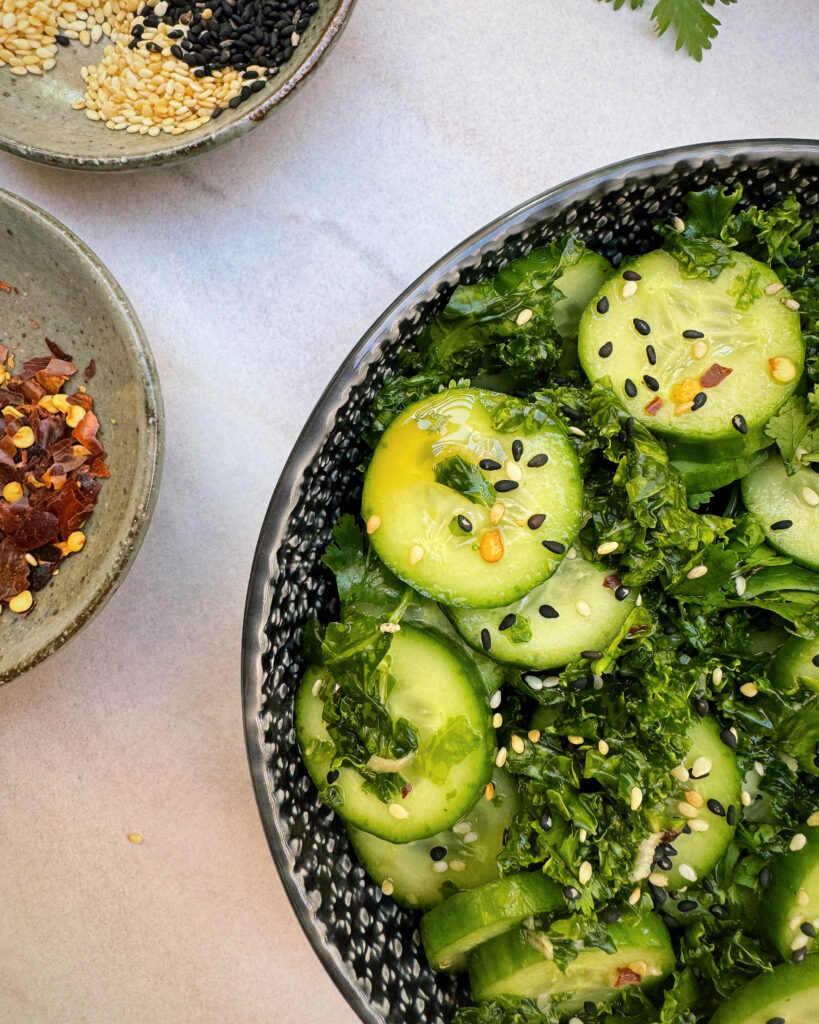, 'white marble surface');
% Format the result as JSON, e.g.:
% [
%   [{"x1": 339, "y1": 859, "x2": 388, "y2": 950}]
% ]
[{"x1": 0, "y1": 2, "x2": 817, "y2": 1021}]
